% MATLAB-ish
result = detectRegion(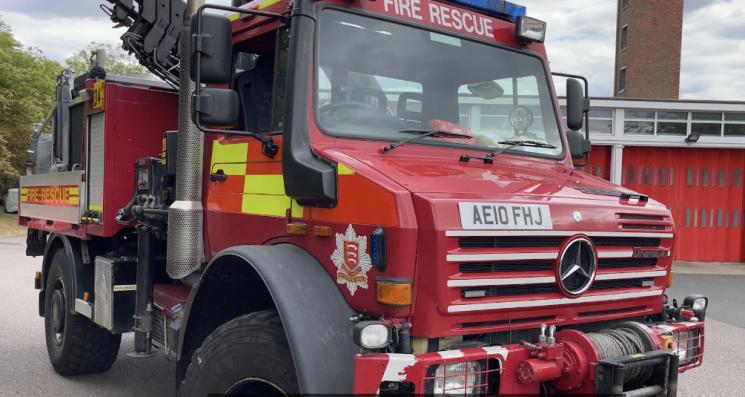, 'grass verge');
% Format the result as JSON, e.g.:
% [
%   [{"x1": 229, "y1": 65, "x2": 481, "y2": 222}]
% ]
[{"x1": 0, "y1": 212, "x2": 26, "y2": 237}]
